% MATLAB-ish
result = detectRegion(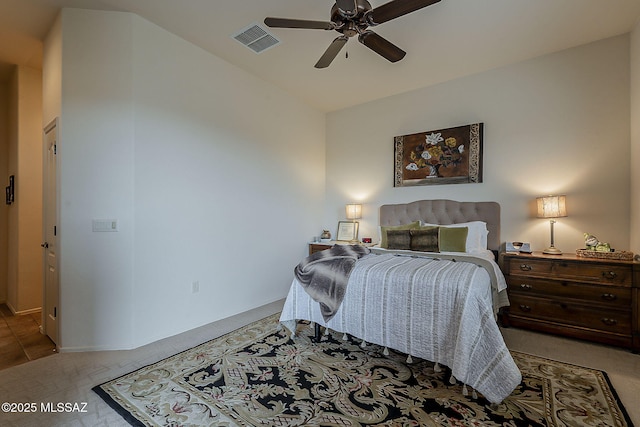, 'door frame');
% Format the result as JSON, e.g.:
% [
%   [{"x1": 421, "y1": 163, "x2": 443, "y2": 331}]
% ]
[{"x1": 42, "y1": 117, "x2": 59, "y2": 347}]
